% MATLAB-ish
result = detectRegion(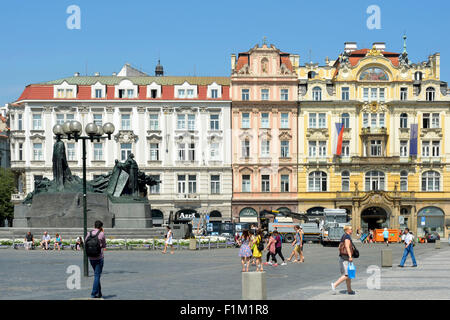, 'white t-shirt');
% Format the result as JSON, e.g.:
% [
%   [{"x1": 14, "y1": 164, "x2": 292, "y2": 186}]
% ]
[
  {"x1": 404, "y1": 233, "x2": 414, "y2": 246},
  {"x1": 42, "y1": 234, "x2": 51, "y2": 241}
]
